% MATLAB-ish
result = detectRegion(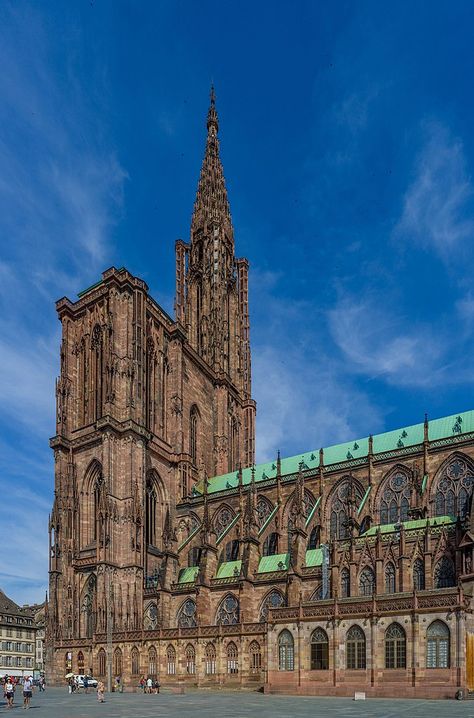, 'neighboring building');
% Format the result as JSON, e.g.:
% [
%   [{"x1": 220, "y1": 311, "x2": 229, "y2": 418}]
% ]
[
  {"x1": 25, "y1": 602, "x2": 46, "y2": 673},
  {"x1": 0, "y1": 590, "x2": 35, "y2": 678},
  {"x1": 47, "y1": 90, "x2": 474, "y2": 698}
]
